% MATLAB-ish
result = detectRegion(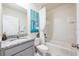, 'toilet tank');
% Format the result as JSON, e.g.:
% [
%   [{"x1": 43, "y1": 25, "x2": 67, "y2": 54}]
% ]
[{"x1": 34, "y1": 38, "x2": 40, "y2": 46}]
